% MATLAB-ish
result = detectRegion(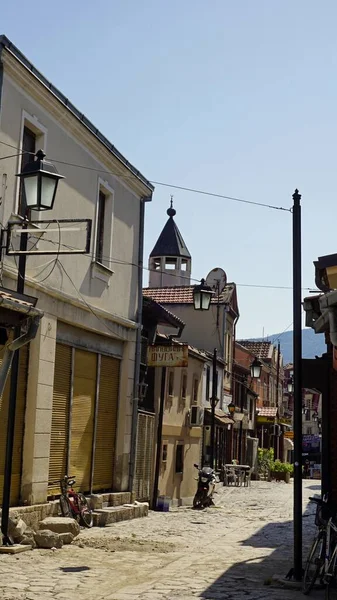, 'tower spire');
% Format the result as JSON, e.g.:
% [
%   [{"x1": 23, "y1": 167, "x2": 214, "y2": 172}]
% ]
[{"x1": 167, "y1": 194, "x2": 176, "y2": 218}]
